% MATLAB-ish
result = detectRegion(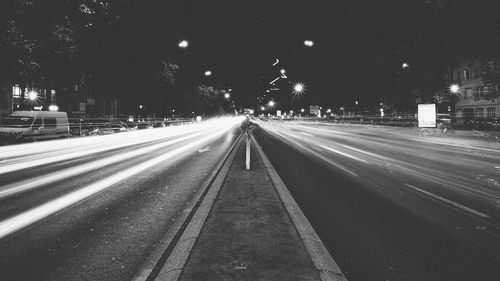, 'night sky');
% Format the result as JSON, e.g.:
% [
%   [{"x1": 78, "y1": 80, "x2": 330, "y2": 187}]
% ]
[
  {"x1": 150, "y1": 0, "x2": 500, "y2": 105},
  {"x1": 3, "y1": 0, "x2": 500, "y2": 112}
]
